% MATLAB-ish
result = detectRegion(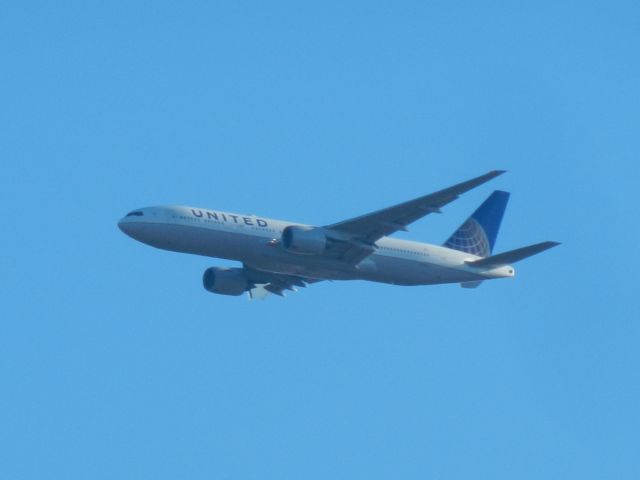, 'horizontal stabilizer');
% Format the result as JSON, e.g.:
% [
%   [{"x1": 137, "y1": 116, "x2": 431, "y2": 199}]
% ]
[{"x1": 465, "y1": 241, "x2": 560, "y2": 268}]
